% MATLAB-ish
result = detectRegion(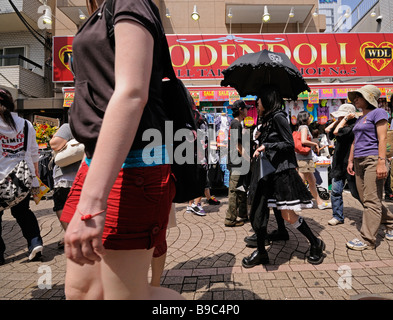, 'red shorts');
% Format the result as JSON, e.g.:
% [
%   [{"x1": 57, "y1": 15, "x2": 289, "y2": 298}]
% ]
[{"x1": 61, "y1": 162, "x2": 175, "y2": 257}]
